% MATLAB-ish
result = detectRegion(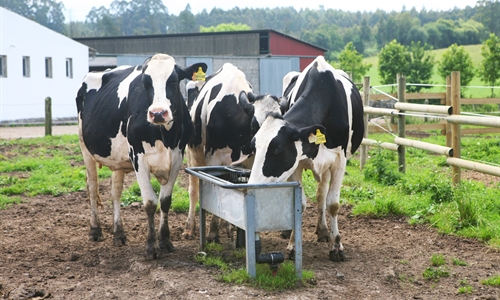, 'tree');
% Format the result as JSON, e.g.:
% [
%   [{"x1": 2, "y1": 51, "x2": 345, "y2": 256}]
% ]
[
  {"x1": 378, "y1": 39, "x2": 410, "y2": 89},
  {"x1": 478, "y1": 33, "x2": 500, "y2": 97},
  {"x1": 475, "y1": 0, "x2": 500, "y2": 37},
  {"x1": 437, "y1": 44, "x2": 475, "y2": 88},
  {"x1": 178, "y1": 4, "x2": 196, "y2": 33},
  {"x1": 0, "y1": 0, "x2": 66, "y2": 33},
  {"x1": 200, "y1": 23, "x2": 251, "y2": 32},
  {"x1": 405, "y1": 41, "x2": 435, "y2": 92},
  {"x1": 337, "y1": 42, "x2": 372, "y2": 82}
]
